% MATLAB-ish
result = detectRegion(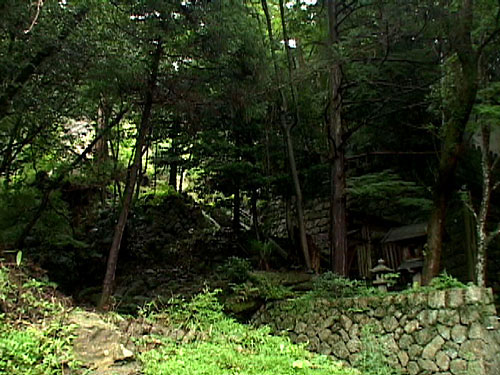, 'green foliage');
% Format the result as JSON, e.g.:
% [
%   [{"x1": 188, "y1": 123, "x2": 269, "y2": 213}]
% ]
[
  {"x1": 354, "y1": 325, "x2": 402, "y2": 375},
  {"x1": 0, "y1": 320, "x2": 81, "y2": 375},
  {"x1": 217, "y1": 257, "x2": 253, "y2": 284},
  {"x1": 348, "y1": 171, "x2": 432, "y2": 221},
  {"x1": 249, "y1": 240, "x2": 278, "y2": 269},
  {"x1": 0, "y1": 266, "x2": 81, "y2": 374},
  {"x1": 311, "y1": 272, "x2": 381, "y2": 299},
  {"x1": 138, "y1": 290, "x2": 358, "y2": 375},
  {"x1": 0, "y1": 188, "x2": 39, "y2": 246},
  {"x1": 138, "y1": 183, "x2": 179, "y2": 206},
  {"x1": 168, "y1": 290, "x2": 227, "y2": 331},
  {"x1": 384, "y1": 272, "x2": 400, "y2": 288},
  {"x1": 0, "y1": 266, "x2": 65, "y2": 322},
  {"x1": 249, "y1": 273, "x2": 294, "y2": 301},
  {"x1": 229, "y1": 273, "x2": 294, "y2": 305},
  {"x1": 402, "y1": 271, "x2": 467, "y2": 294},
  {"x1": 474, "y1": 82, "x2": 500, "y2": 126},
  {"x1": 428, "y1": 272, "x2": 467, "y2": 290}
]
